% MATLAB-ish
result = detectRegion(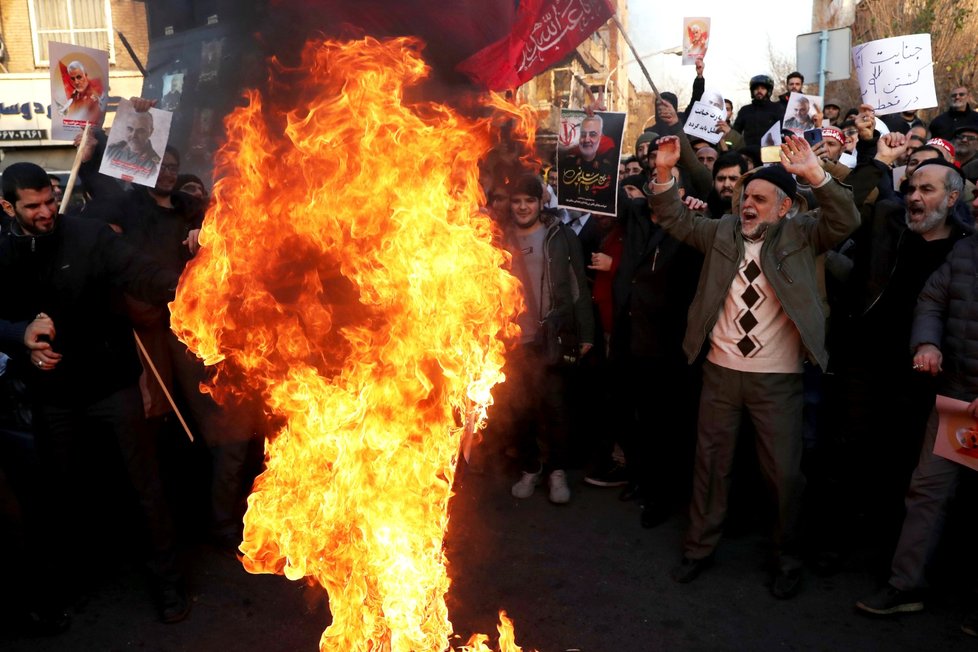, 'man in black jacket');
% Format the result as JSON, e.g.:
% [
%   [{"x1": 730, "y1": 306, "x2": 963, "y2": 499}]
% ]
[
  {"x1": 0, "y1": 163, "x2": 188, "y2": 623},
  {"x1": 928, "y1": 86, "x2": 978, "y2": 141},
  {"x1": 830, "y1": 155, "x2": 974, "y2": 567},
  {"x1": 733, "y1": 74, "x2": 785, "y2": 148},
  {"x1": 81, "y1": 113, "x2": 254, "y2": 552},
  {"x1": 855, "y1": 231, "x2": 978, "y2": 632}
]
